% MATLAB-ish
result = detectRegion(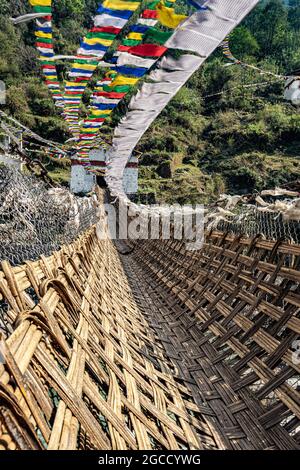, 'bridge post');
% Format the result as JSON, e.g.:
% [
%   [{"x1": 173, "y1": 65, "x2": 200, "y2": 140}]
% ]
[
  {"x1": 70, "y1": 159, "x2": 96, "y2": 194},
  {"x1": 123, "y1": 155, "x2": 138, "y2": 195},
  {"x1": 70, "y1": 151, "x2": 138, "y2": 195}
]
